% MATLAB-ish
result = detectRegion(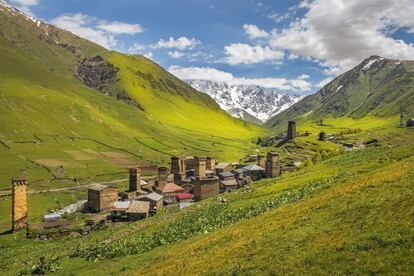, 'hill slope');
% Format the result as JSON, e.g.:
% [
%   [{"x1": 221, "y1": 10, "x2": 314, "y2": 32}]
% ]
[
  {"x1": 0, "y1": 1, "x2": 266, "y2": 227},
  {"x1": 265, "y1": 56, "x2": 414, "y2": 129},
  {"x1": 1, "y1": 128, "x2": 413, "y2": 275}
]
